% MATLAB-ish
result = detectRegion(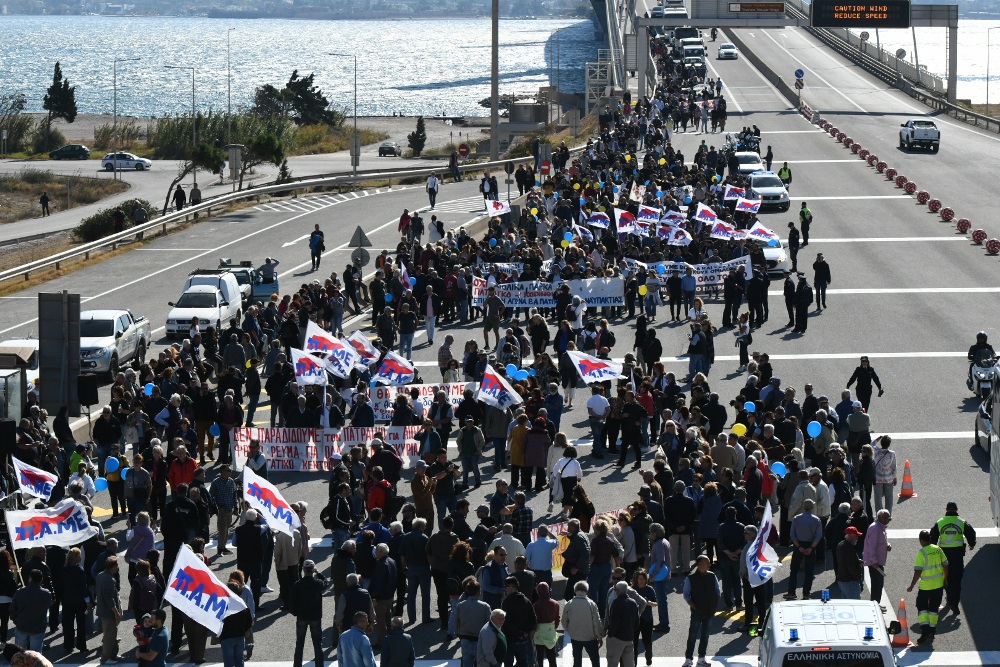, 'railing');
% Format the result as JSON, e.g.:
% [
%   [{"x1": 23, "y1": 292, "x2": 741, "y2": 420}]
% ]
[
  {"x1": 0, "y1": 156, "x2": 536, "y2": 285},
  {"x1": 910, "y1": 89, "x2": 1000, "y2": 133}
]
